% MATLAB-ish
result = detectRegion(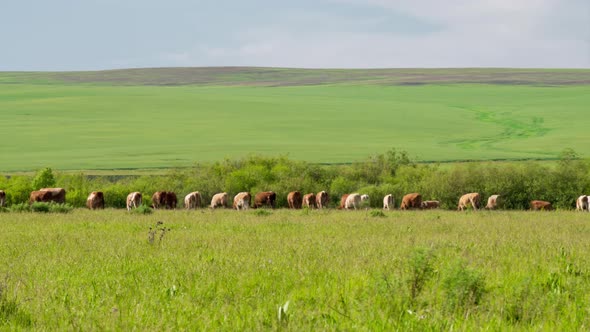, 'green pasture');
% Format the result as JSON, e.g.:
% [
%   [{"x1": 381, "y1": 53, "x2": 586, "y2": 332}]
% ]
[
  {"x1": 1, "y1": 209, "x2": 589, "y2": 330},
  {"x1": 1, "y1": 68, "x2": 589, "y2": 171}
]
